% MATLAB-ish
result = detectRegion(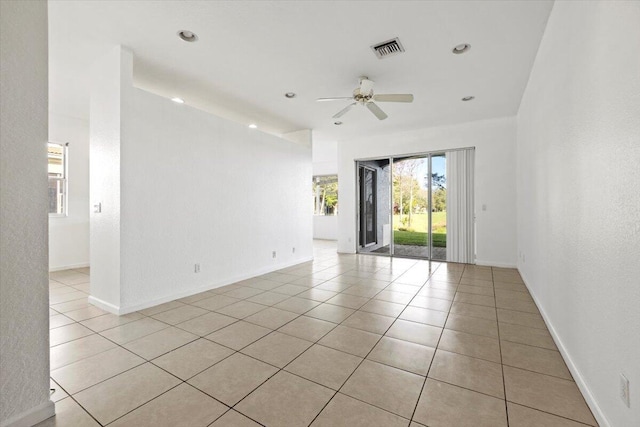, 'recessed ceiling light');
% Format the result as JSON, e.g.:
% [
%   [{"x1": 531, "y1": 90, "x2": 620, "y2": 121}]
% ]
[
  {"x1": 177, "y1": 30, "x2": 198, "y2": 42},
  {"x1": 461, "y1": 96, "x2": 475, "y2": 101},
  {"x1": 171, "y1": 97, "x2": 184, "y2": 104},
  {"x1": 248, "y1": 123, "x2": 258, "y2": 129},
  {"x1": 334, "y1": 121, "x2": 343, "y2": 126},
  {"x1": 284, "y1": 92, "x2": 296, "y2": 99},
  {"x1": 452, "y1": 43, "x2": 471, "y2": 54}
]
